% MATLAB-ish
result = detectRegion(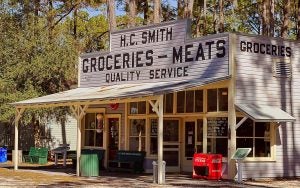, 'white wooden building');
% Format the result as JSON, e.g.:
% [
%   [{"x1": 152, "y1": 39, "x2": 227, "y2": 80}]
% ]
[{"x1": 12, "y1": 19, "x2": 299, "y2": 182}]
